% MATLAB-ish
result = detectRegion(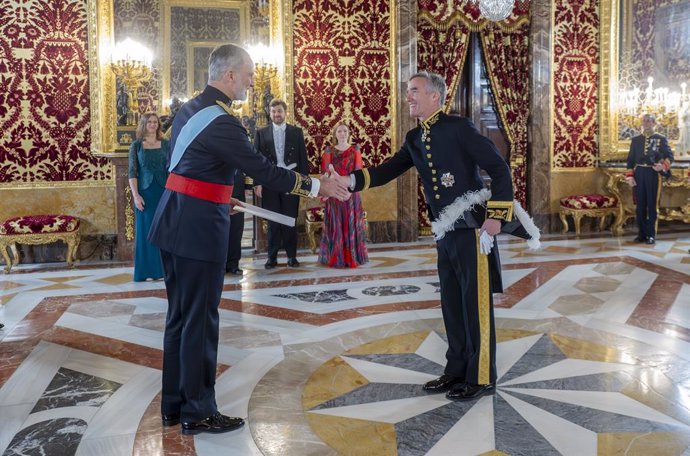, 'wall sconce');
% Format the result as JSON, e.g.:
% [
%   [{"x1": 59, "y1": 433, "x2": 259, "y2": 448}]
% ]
[
  {"x1": 243, "y1": 44, "x2": 282, "y2": 132},
  {"x1": 111, "y1": 38, "x2": 154, "y2": 126}
]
